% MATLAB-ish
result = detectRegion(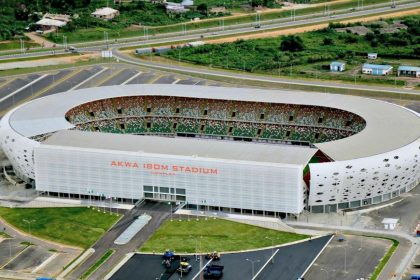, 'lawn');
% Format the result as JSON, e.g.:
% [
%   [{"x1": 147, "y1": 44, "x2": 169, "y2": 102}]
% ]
[
  {"x1": 140, "y1": 218, "x2": 309, "y2": 253},
  {"x1": 0, "y1": 207, "x2": 119, "y2": 248}
]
